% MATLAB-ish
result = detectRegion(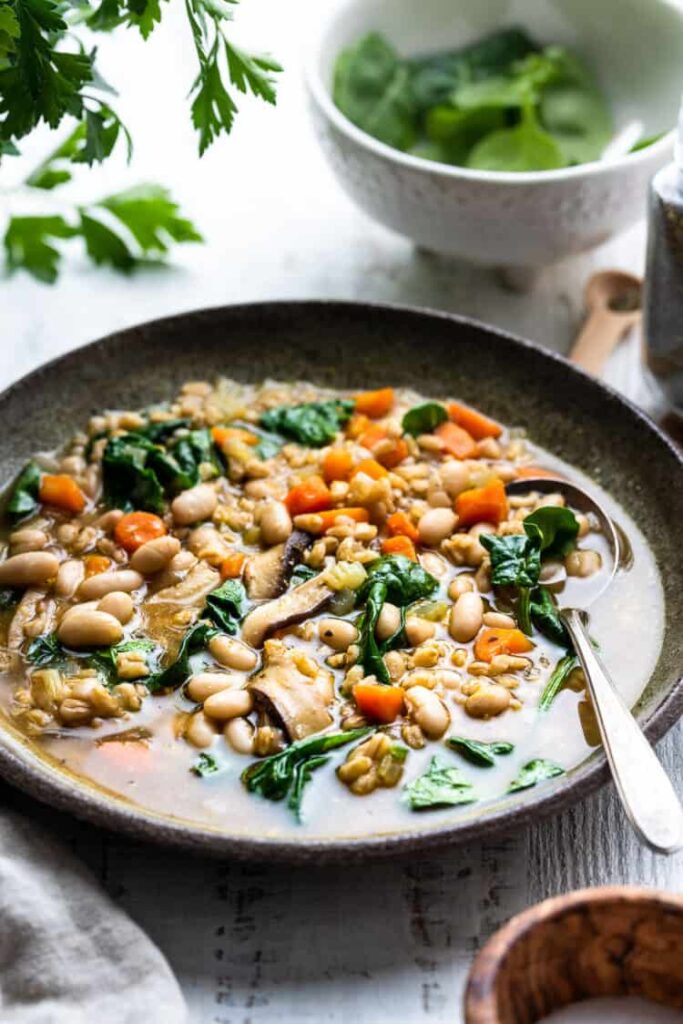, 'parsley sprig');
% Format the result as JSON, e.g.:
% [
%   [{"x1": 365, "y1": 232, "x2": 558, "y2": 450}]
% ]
[
  {"x1": 4, "y1": 184, "x2": 203, "y2": 282},
  {"x1": 0, "y1": 0, "x2": 282, "y2": 280}
]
